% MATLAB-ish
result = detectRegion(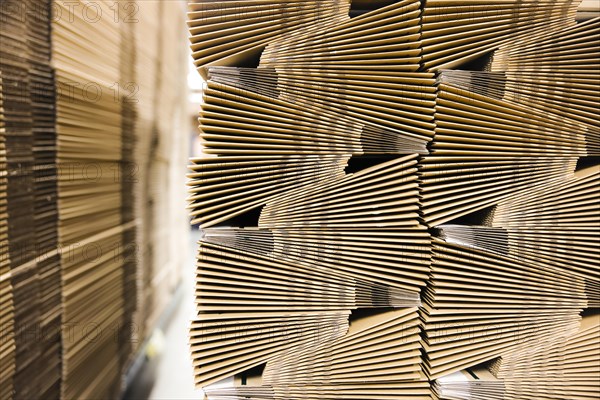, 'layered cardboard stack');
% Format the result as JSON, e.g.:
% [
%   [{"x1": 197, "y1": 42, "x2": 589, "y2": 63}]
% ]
[
  {"x1": 28, "y1": 1, "x2": 62, "y2": 397},
  {"x1": 420, "y1": 1, "x2": 580, "y2": 70},
  {"x1": 0, "y1": 72, "x2": 15, "y2": 400},
  {"x1": 440, "y1": 313, "x2": 600, "y2": 399},
  {"x1": 188, "y1": 1, "x2": 349, "y2": 74},
  {"x1": 0, "y1": 2, "x2": 43, "y2": 397},
  {"x1": 133, "y1": 1, "x2": 162, "y2": 347},
  {"x1": 126, "y1": 2, "x2": 191, "y2": 347},
  {"x1": 188, "y1": 0, "x2": 599, "y2": 399},
  {"x1": 145, "y1": 2, "x2": 190, "y2": 335},
  {"x1": 0, "y1": 1, "x2": 189, "y2": 398},
  {"x1": 53, "y1": 2, "x2": 129, "y2": 397}
]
